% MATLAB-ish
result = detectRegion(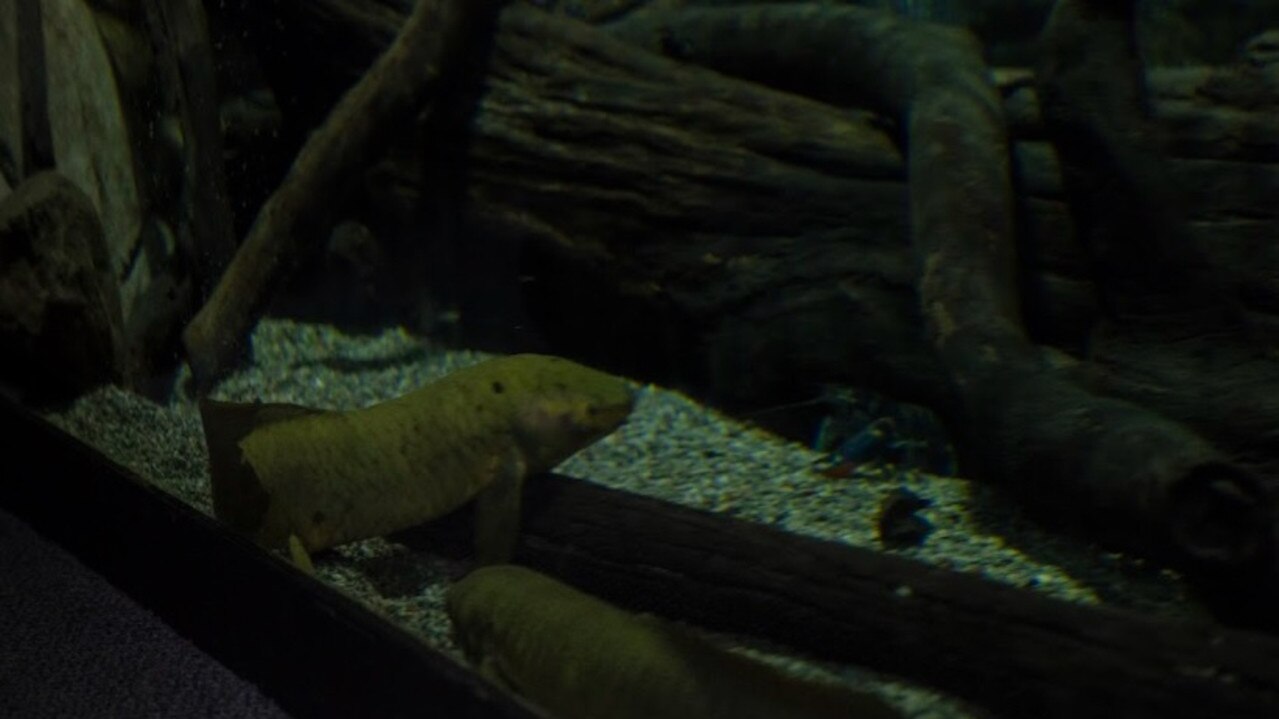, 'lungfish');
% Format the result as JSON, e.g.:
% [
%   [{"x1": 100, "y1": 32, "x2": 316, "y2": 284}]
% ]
[
  {"x1": 198, "y1": 354, "x2": 635, "y2": 568},
  {"x1": 447, "y1": 565, "x2": 903, "y2": 719}
]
